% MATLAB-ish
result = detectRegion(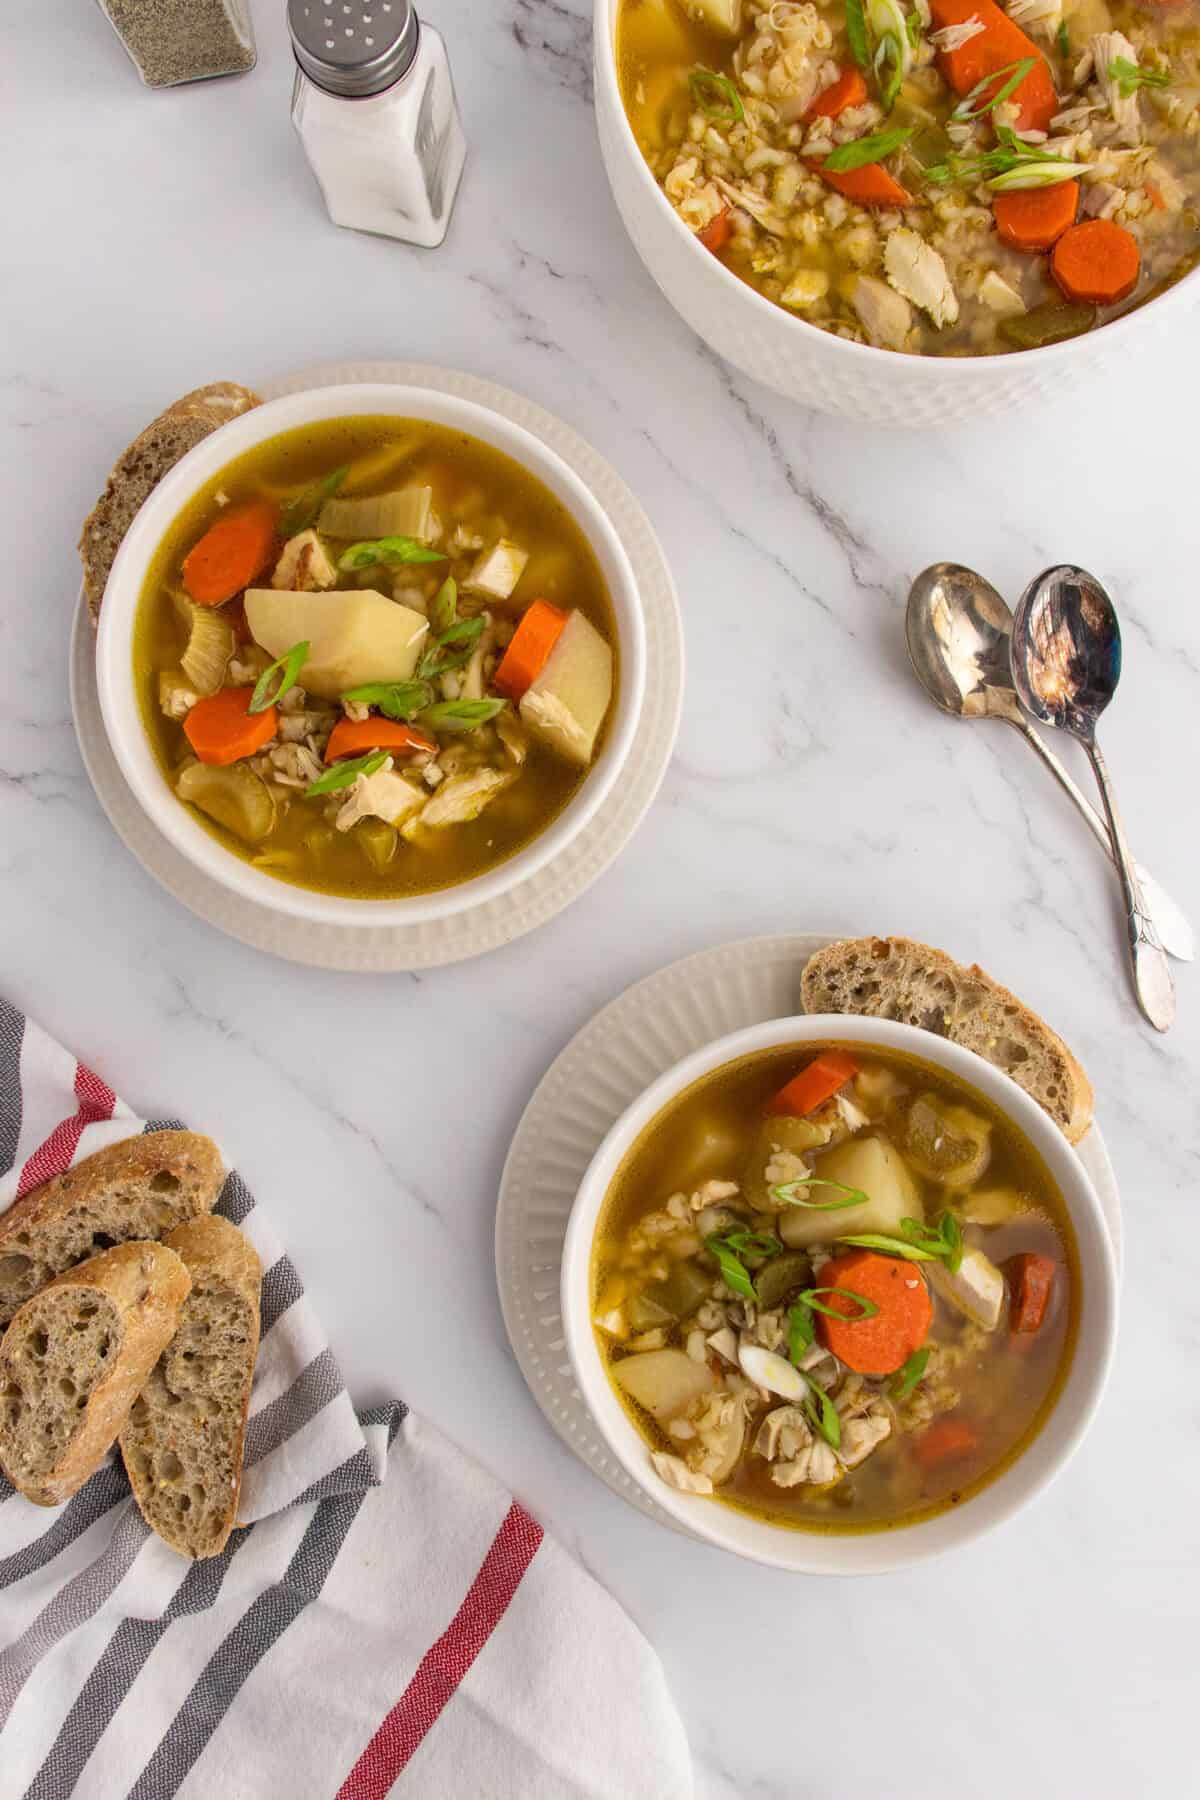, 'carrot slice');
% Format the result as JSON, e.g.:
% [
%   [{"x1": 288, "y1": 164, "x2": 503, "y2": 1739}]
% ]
[
  {"x1": 916, "y1": 1417, "x2": 979, "y2": 1466},
  {"x1": 1050, "y1": 218, "x2": 1140, "y2": 304},
  {"x1": 183, "y1": 688, "x2": 277, "y2": 767},
  {"x1": 814, "y1": 162, "x2": 912, "y2": 207},
  {"x1": 807, "y1": 67, "x2": 869, "y2": 119},
  {"x1": 182, "y1": 501, "x2": 279, "y2": 607},
  {"x1": 1007, "y1": 1253, "x2": 1056, "y2": 1333},
  {"x1": 767, "y1": 1050, "x2": 860, "y2": 1118},
  {"x1": 325, "y1": 718, "x2": 437, "y2": 762},
  {"x1": 815, "y1": 1249, "x2": 933, "y2": 1376},
  {"x1": 698, "y1": 208, "x2": 733, "y2": 253},
  {"x1": 492, "y1": 600, "x2": 568, "y2": 700},
  {"x1": 929, "y1": 0, "x2": 1058, "y2": 133},
  {"x1": 993, "y1": 179, "x2": 1079, "y2": 251}
]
